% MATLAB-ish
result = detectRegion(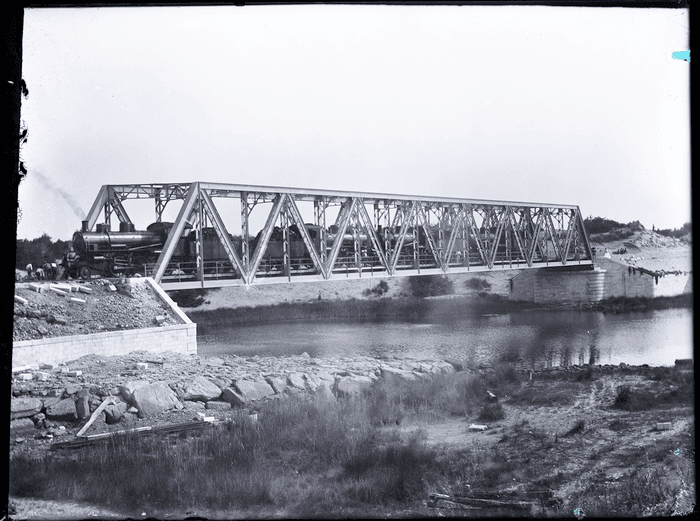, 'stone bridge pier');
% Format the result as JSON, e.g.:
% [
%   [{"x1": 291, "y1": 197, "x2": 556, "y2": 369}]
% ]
[{"x1": 510, "y1": 265, "x2": 606, "y2": 304}]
